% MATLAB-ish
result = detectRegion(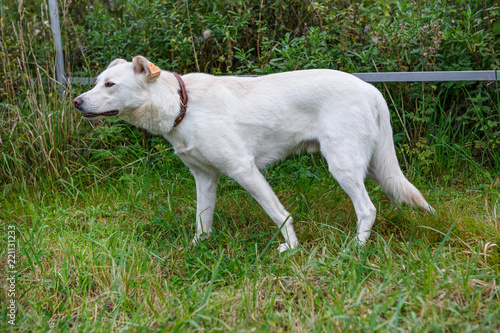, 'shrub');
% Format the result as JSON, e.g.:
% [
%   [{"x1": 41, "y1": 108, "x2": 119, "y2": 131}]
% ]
[{"x1": 0, "y1": 0, "x2": 498, "y2": 189}]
